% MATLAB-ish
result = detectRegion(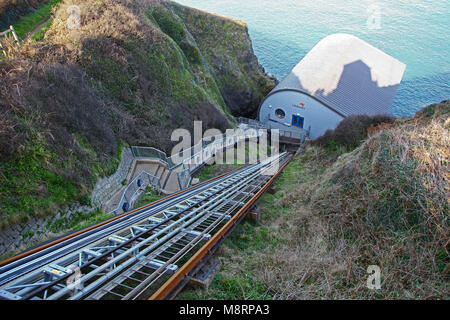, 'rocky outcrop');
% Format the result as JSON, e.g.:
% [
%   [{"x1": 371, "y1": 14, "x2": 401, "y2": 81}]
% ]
[
  {"x1": 0, "y1": 0, "x2": 274, "y2": 231},
  {"x1": 171, "y1": 2, "x2": 276, "y2": 118}
]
